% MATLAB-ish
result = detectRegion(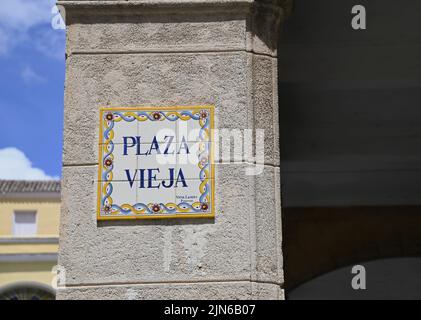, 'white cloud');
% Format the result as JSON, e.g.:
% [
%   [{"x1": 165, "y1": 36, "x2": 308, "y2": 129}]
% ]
[
  {"x1": 0, "y1": 147, "x2": 57, "y2": 180},
  {"x1": 0, "y1": 0, "x2": 52, "y2": 30},
  {"x1": 21, "y1": 66, "x2": 46, "y2": 85},
  {"x1": 0, "y1": 0, "x2": 63, "y2": 58}
]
